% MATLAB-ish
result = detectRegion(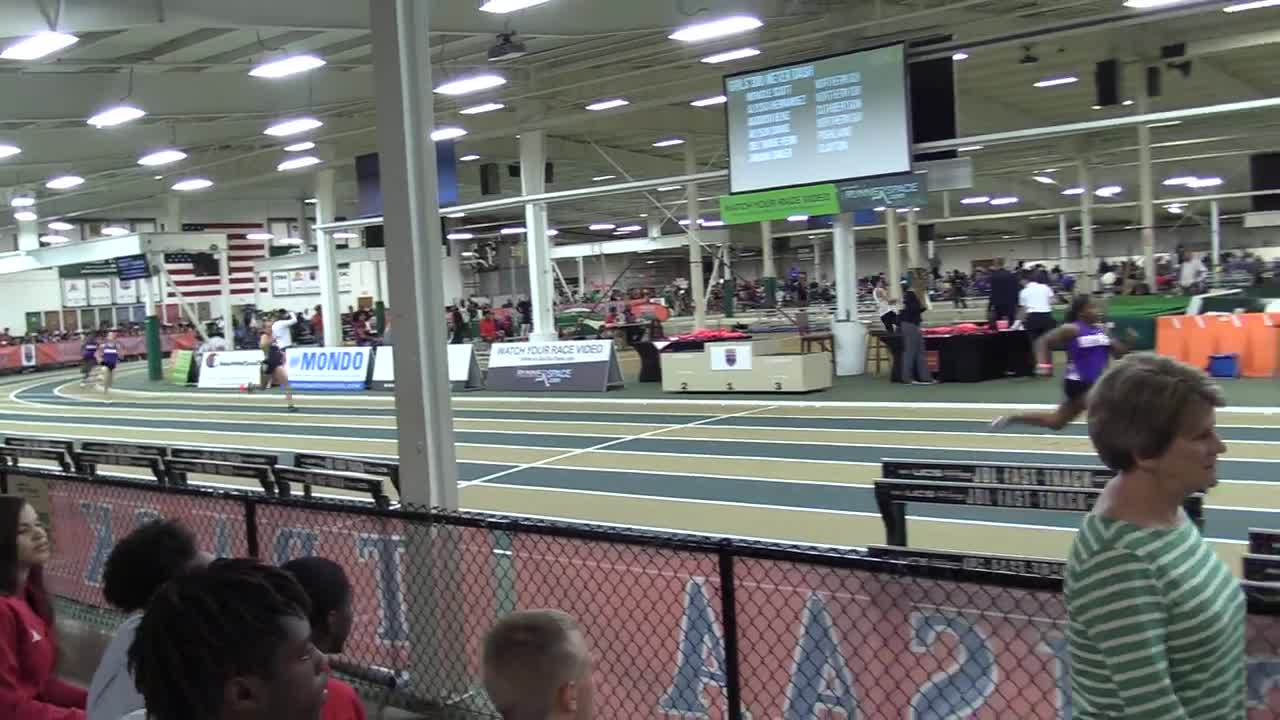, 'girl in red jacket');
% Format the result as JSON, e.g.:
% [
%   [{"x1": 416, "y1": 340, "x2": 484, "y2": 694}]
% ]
[{"x1": 0, "y1": 496, "x2": 86, "y2": 719}]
